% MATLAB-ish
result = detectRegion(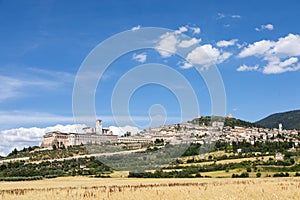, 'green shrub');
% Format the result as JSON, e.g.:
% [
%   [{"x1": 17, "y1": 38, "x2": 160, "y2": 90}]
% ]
[
  {"x1": 273, "y1": 172, "x2": 289, "y2": 177},
  {"x1": 232, "y1": 172, "x2": 249, "y2": 178},
  {"x1": 246, "y1": 167, "x2": 251, "y2": 172},
  {"x1": 256, "y1": 172, "x2": 261, "y2": 178}
]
